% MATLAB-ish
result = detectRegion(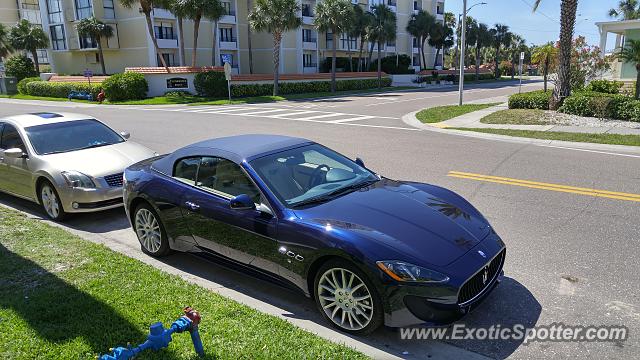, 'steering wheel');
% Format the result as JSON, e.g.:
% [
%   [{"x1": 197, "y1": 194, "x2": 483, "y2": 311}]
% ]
[{"x1": 308, "y1": 164, "x2": 331, "y2": 188}]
